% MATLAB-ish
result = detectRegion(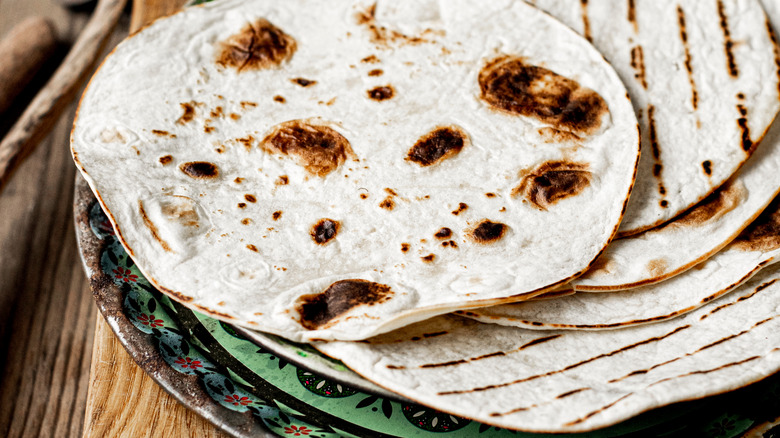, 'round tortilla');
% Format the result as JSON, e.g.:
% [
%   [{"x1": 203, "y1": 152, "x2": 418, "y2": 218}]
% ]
[
  {"x1": 314, "y1": 263, "x2": 780, "y2": 433},
  {"x1": 462, "y1": 194, "x2": 780, "y2": 330},
  {"x1": 71, "y1": 0, "x2": 639, "y2": 341},
  {"x1": 532, "y1": 0, "x2": 780, "y2": 236}
]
